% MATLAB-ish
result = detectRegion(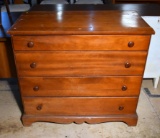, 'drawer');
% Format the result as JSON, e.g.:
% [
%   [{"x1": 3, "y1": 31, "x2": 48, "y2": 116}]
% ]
[
  {"x1": 23, "y1": 97, "x2": 138, "y2": 115},
  {"x1": 15, "y1": 51, "x2": 147, "y2": 77},
  {"x1": 12, "y1": 35, "x2": 151, "y2": 51},
  {"x1": 19, "y1": 76, "x2": 142, "y2": 97}
]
